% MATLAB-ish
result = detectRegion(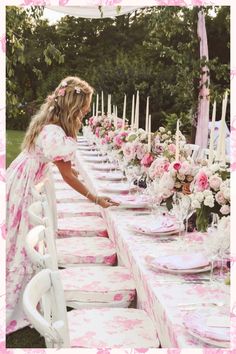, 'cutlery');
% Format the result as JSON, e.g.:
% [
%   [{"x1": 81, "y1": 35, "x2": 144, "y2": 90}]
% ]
[{"x1": 177, "y1": 301, "x2": 225, "y2": 307}]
